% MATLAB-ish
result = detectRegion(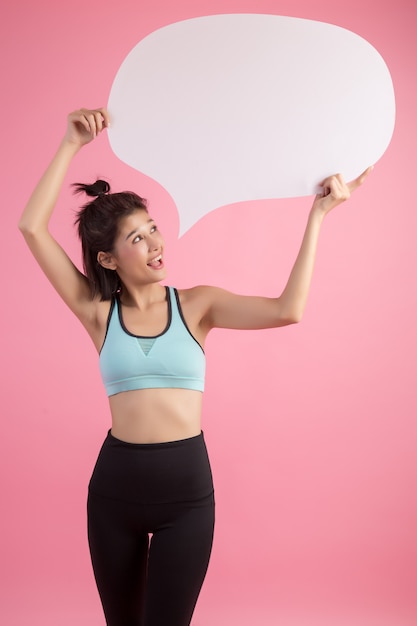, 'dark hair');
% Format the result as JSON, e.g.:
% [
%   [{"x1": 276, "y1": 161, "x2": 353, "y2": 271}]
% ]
[{"x1": 73, "y1": 179, "x2": 147, "y2": 300}]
